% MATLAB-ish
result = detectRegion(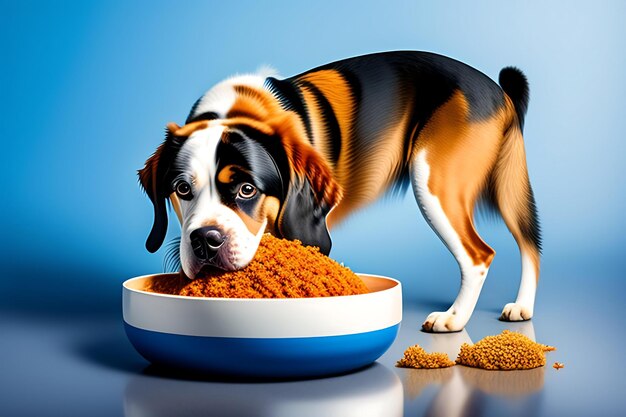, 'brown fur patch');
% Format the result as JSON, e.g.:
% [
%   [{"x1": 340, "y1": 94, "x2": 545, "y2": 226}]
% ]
[
  {"x1": 299, "y1": 70, "x2": 355, "y2": 219},
  {"x1": 299, "y1": 70, "x2": 354, "y2": 164},
  {"x1": 138, "y1": 141, "x2": 166, "y2": 198},
  {"x1": 217, "y1": 164, "x2": 249, "y2": 184},
  {"x1": 236, "y1": 208, "x2": 264, "y2": 236},
  {"x1": 227, "y1": 85, "x2": 276, "y2": 121},
  {"x1": 259, "y1": 196, "x2": 280, "y2": 234},
  {"x1": 414, "y1": 91, "x2": 506, "y2": 266},
  {"x1": 169, "y1": 193, "x2": 183, "y2": 223},
  {"x1": 493, "y1": 118, "x2": 541, "y2": 280},
  {"x1": 299, "y1": 86, "x2": 330, "y2": 161},
  {"x1": 233, "y1": 195, "x2": 280, "y2": 236},
  {"x1": 168, "y1": 120, "x2": 209, "y2": 137}
]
